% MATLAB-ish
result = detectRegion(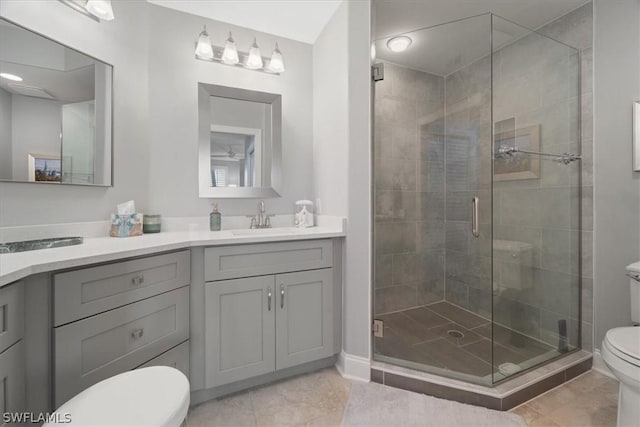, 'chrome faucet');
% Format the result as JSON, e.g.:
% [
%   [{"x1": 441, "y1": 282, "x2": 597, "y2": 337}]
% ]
[{"x1": 249, "y1": 200, "x2": 273, "y2": 229}]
